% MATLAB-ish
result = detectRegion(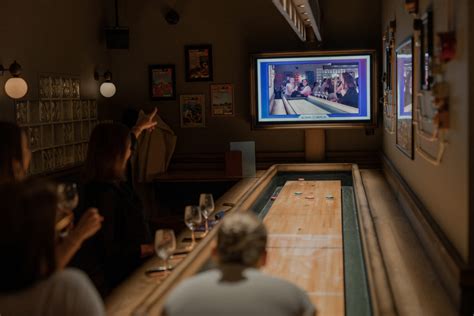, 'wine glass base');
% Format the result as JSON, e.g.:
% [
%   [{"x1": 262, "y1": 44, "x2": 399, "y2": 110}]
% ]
[{"x1": 145, "y1": 265, "x2": 174, "y2": 275}]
